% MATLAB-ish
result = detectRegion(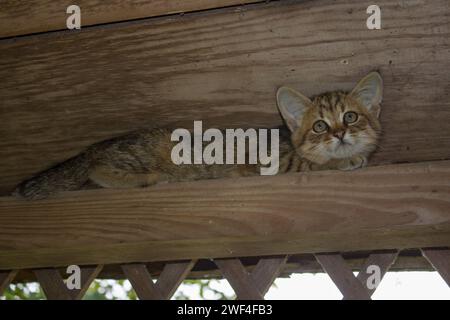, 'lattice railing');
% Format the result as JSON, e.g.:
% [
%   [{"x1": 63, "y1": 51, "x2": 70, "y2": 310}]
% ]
[{"x1": 1, "y1": 248, "x2": 449, "y2": 300}]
